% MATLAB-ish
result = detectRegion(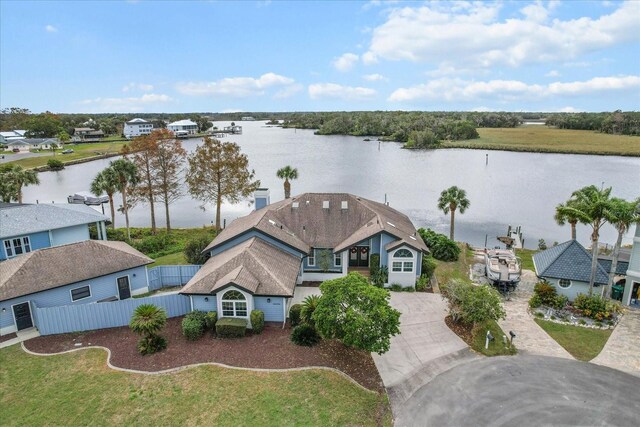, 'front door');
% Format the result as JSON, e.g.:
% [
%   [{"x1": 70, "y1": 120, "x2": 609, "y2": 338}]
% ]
[
  {"x1": 13, "y1": 302, "x2": 33, "y2": 331},
  {"x1": 117, "y1": 276, "x2": 131, "y2": 300},
  {"x1": 348, "y1": 246, "x2": 370, "y2": 267}
]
